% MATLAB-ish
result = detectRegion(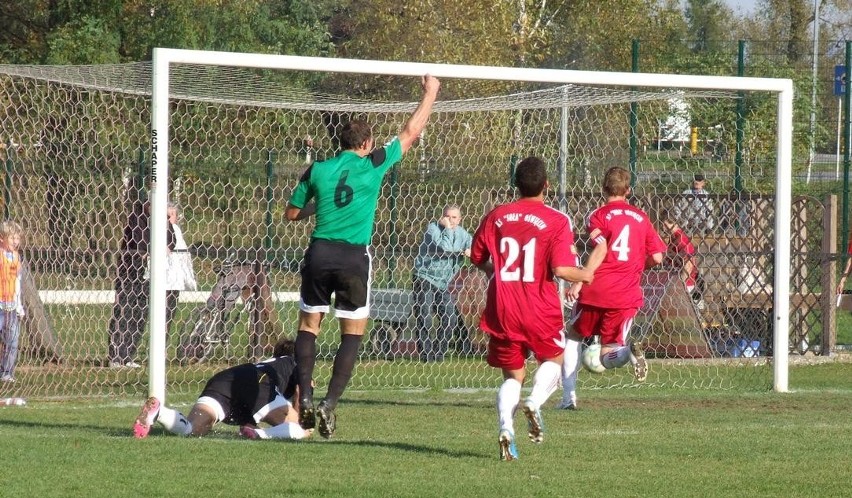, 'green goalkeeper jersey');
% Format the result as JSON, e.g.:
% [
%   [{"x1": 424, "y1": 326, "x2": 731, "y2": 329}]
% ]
[{"x1": 290, "y1": 137, "x2": 403, "y2": 246}]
